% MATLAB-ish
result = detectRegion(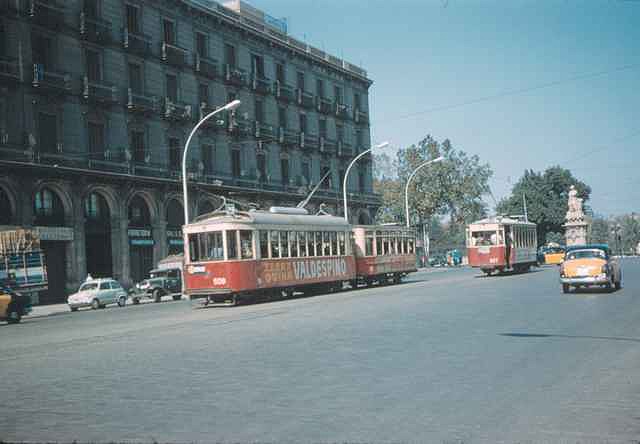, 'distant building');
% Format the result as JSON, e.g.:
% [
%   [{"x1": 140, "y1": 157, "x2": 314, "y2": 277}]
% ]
[{"x1": 0, "y1": 0, "x2": 379, "y2": 303}]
